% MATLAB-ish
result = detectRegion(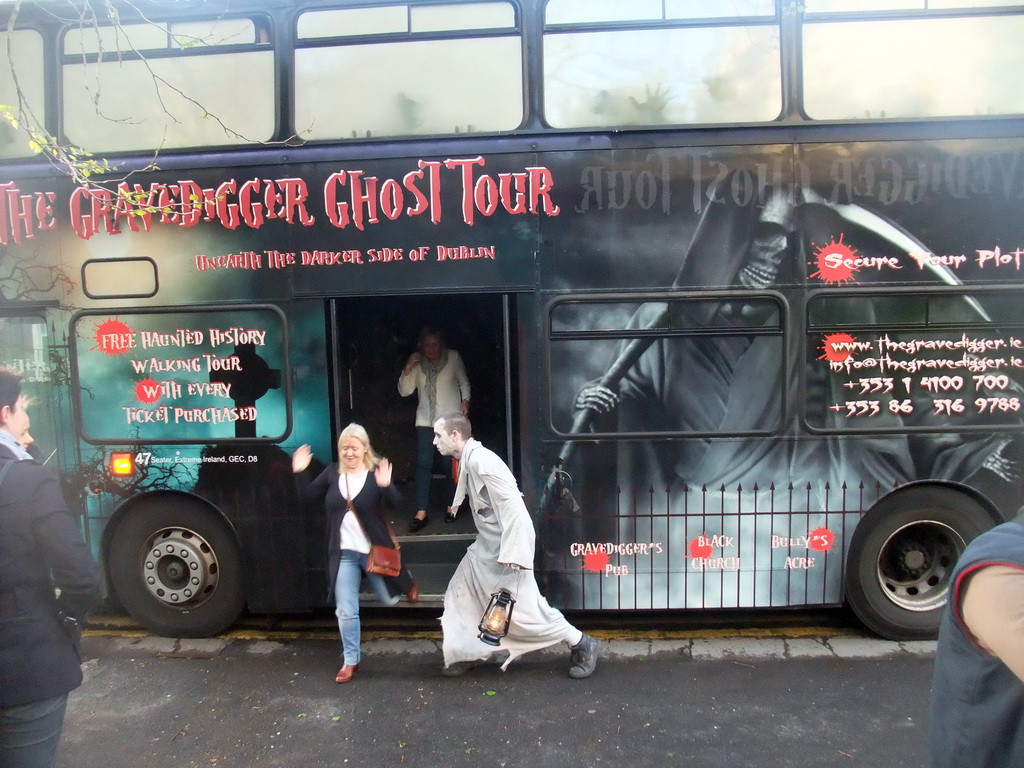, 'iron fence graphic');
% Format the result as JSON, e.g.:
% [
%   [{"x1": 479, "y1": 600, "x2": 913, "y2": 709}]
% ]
[{"x1": 538, "y1": 479, "x2": 890, "y2": 611}]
